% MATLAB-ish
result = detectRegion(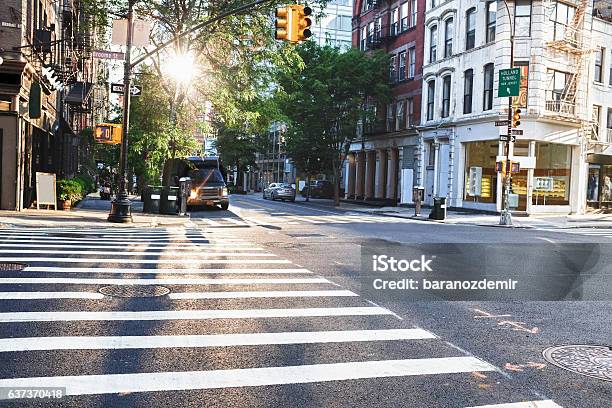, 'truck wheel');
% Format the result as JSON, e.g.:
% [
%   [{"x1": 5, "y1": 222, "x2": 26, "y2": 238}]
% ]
[{"x1": 221, "y1": 202, "x2": 229, "y2": 211}]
